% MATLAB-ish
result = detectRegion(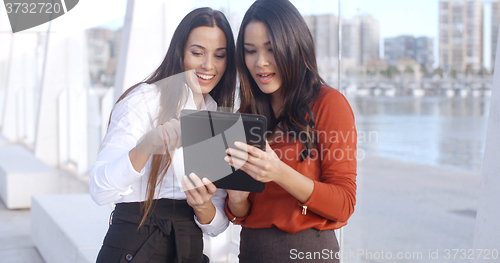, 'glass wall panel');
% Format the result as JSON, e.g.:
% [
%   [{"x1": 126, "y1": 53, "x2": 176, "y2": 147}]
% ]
[
  {"x1": 86, "y1": 13, "x2": 126, "y2": 166},
  {"x1": 339, "y1": 0, "x2": 490, "y2": 260}
]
